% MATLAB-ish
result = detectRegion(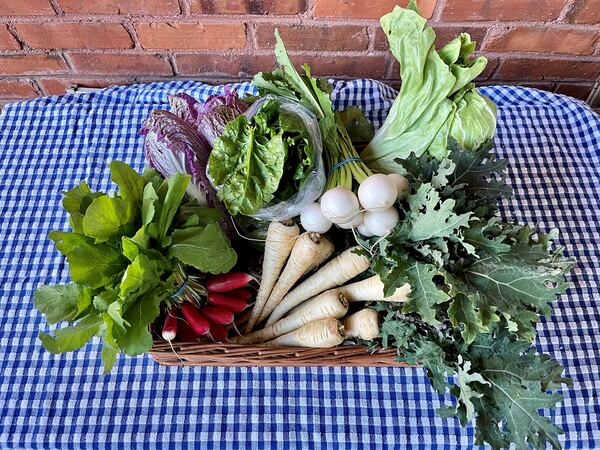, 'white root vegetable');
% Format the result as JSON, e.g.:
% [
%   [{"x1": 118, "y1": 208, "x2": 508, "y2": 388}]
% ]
[
  {"x1": 387, "y1": 173, "x2": 409, "y2": 200},
  {"x1": 357, "y1": 222, "x2": 374, "y2": 237},
  {"x1": 266, "y1": 246, "x2": 370, "y2": 325},
  {"x1": 234, "y1": 290, "x2": 348, "y2": 344},
  {"x1": 244, "y1": 221, "x2": 299, "y2": 333},
  {"x1": 358, "y1": 174, "x2": 398, "y2": 212},
  {"x1": 338, "y1": 275, "x2": 410, "y2": 303},
  {"x1": 343, "y1": 308, "x2": 380, "y2": 340},
  {"x1": 300, "y1": 202, "x2": 332, "y2": 234},
  {"x1": 255, "y1": 232, "x2": 334, "y2": 325},
  {"x1": 338, "y1": 211, "x2": 364, "y2": 230},
  {"x1": 262, "y1": 318, "x2": 345, "y2": 348},
  {"x1": 363, "y1": 207, "x2": 399, "y2": 236},
  {"x1": 320, "y1": 187, "x2": 360, "y2": 224}
]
